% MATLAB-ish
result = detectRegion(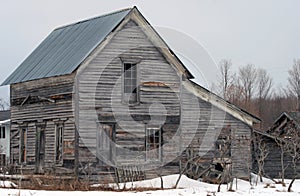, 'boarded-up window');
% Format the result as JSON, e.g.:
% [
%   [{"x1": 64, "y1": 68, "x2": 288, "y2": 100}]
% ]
[
  {"x1": 55, "y1": 124, "x2": 64, "y2": 164},
  {"x1": 145, "y1": 127, "x2": 162, "y2": 161},
  {"x1": 123, "y1": 63, "x2": 138, "y2": 104},
  {"x1": 0, "y1": 127, "x2": 5, "y2": 139},
  {"x1": 97, "y1": 124, "x2": 115, "y2": 163},
  {"x1": 20, "y1": 128, "x2": 27, "y2": 163}
]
